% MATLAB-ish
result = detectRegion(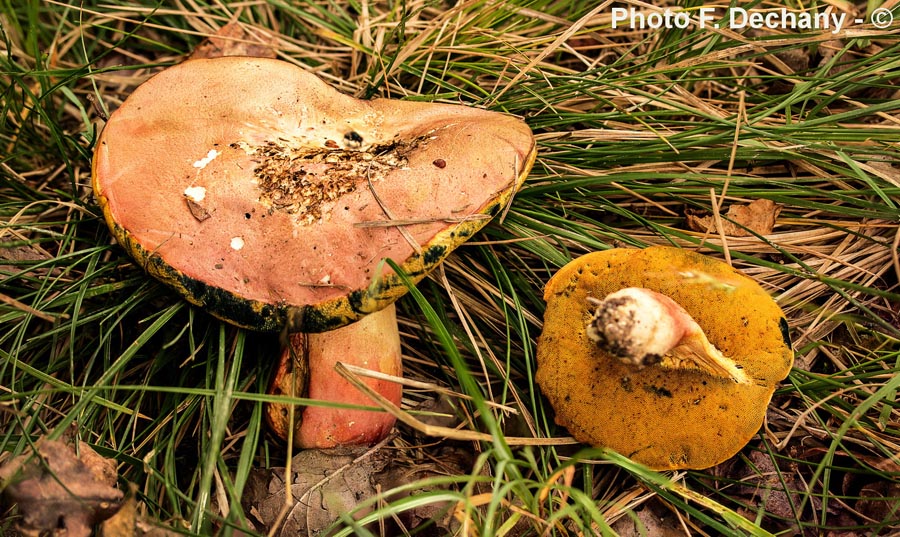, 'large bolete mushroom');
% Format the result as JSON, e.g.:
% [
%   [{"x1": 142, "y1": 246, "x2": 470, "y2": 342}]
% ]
[
  {"x1": 536, "y1": 246, "x2": 793, "y2": 470},
  {"x1": 93, "y1": 57, "x2": 536, "y2": 446}
]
